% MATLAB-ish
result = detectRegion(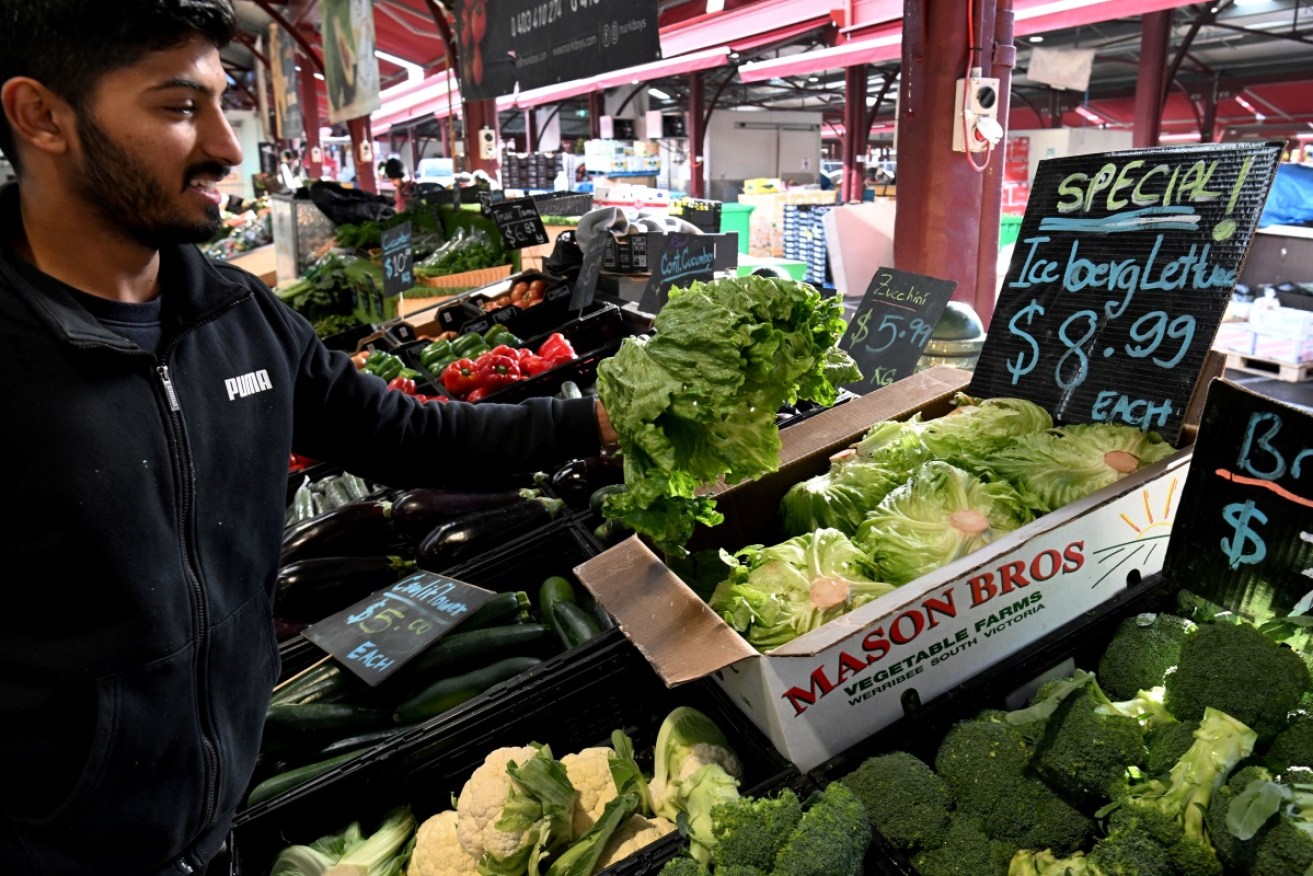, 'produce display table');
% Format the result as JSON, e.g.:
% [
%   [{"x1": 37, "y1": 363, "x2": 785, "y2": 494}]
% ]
[{"x1": 226, "y1": 243, "x2": 278, "y2": 286}]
